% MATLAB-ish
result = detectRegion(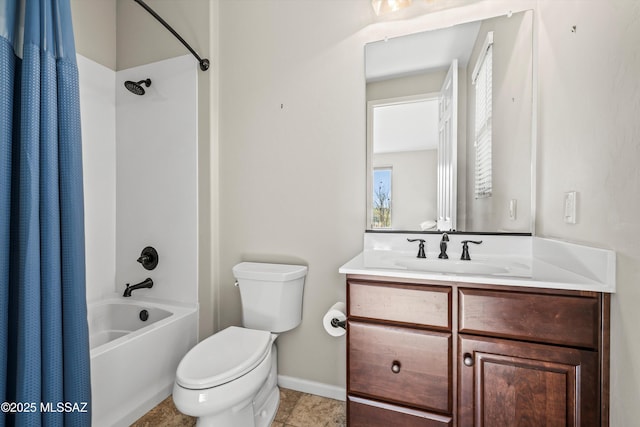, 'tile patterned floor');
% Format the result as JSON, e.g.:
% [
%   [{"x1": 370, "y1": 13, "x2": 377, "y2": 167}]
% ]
[
  {"x1": 131, "y1": 388, "x2": 346, "y2": 427},
  {"x1": 273, "y1": 388, "x2": 345, "y2": 427}
]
